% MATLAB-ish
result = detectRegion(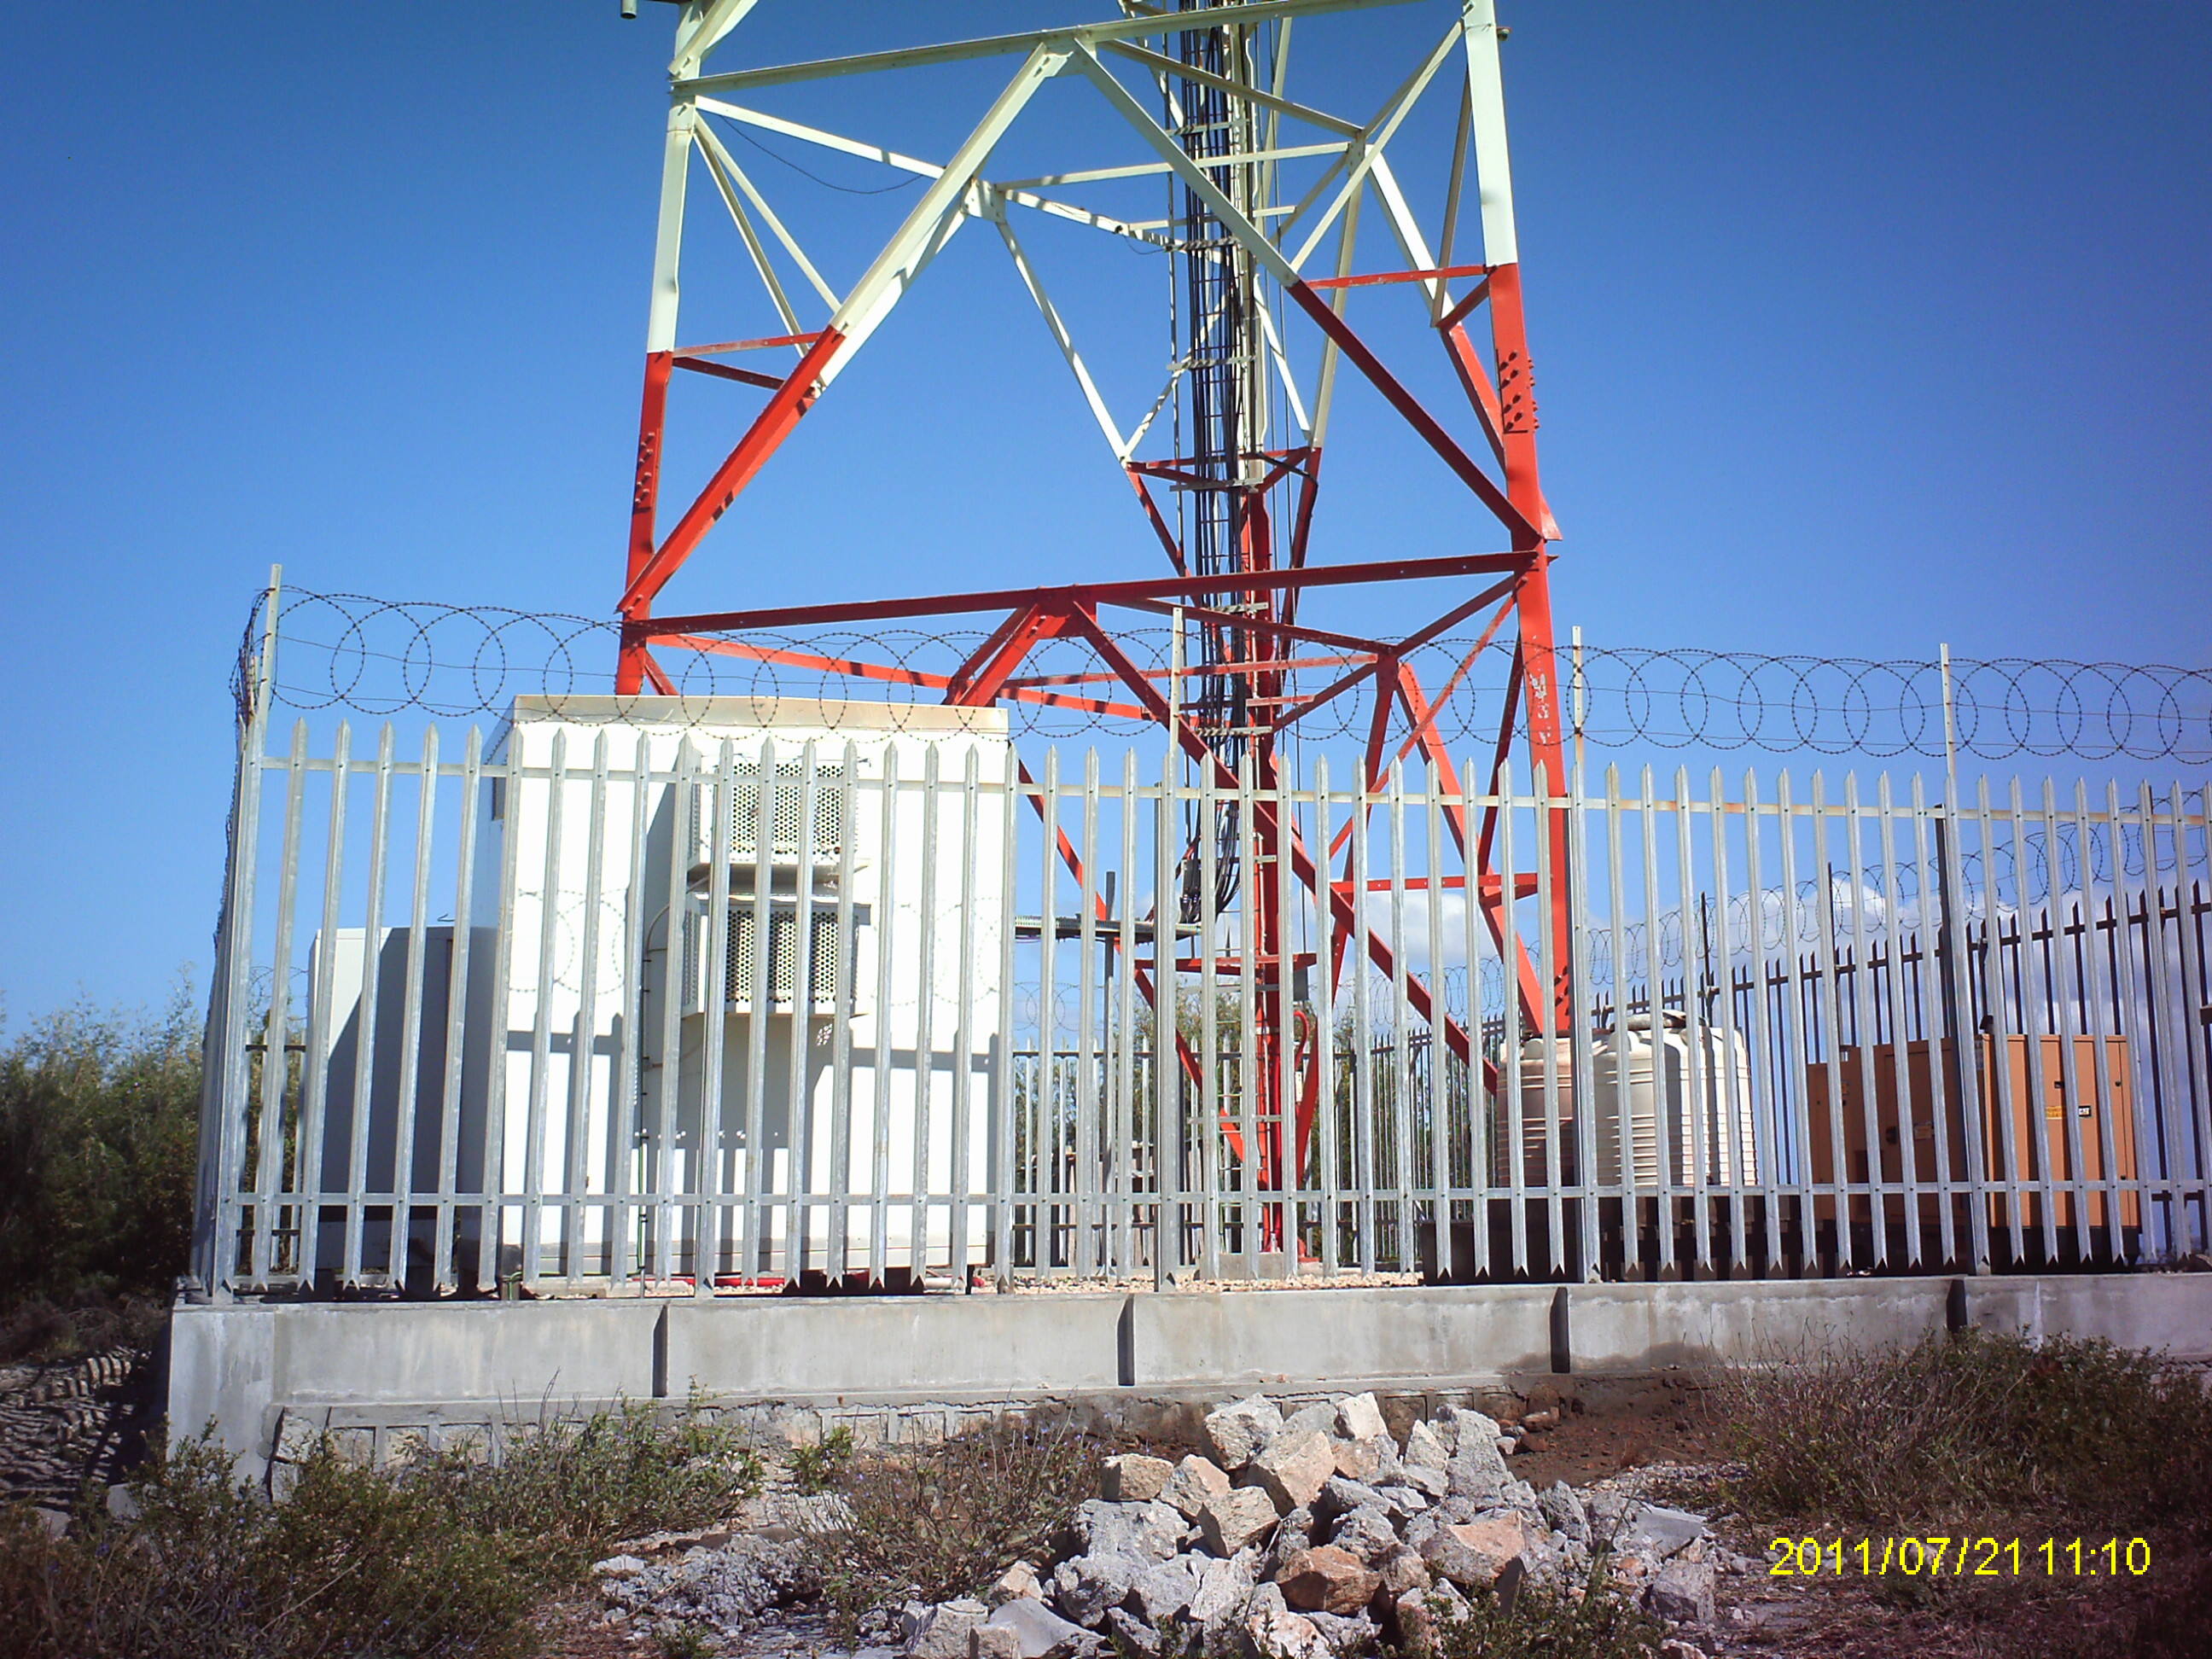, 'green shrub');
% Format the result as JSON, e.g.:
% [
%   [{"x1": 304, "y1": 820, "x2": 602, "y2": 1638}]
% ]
[
  {"x1": 0, "y1": 1400, "x2": 762, "y2": 1659},
  {"x1": 1719, "y1": 1329, "x2": 2212, "y2": 1532},
  {"x1": 0, "y1": 992, "x2": 201, "y2": 1357},
  {"x1": 0, "y1": 1437, "x2": 547, "y2": 1659}
]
